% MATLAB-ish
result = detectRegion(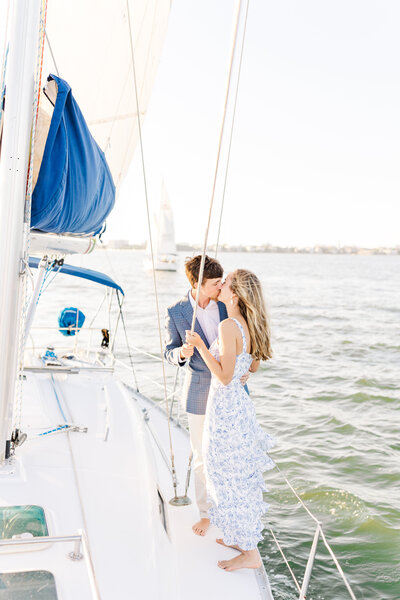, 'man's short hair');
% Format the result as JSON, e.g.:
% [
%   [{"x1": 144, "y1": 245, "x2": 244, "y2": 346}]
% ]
[{"x1": 184, "y1": 255, "x2": 223, "y2": 287}]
